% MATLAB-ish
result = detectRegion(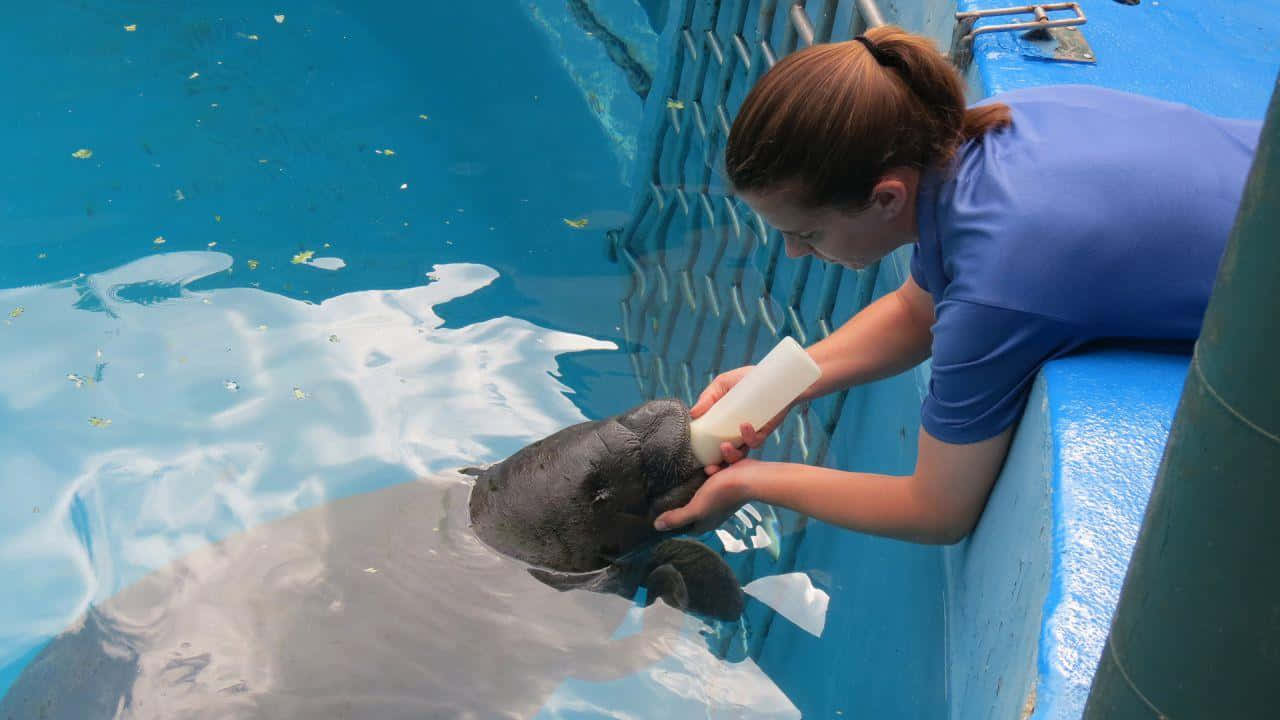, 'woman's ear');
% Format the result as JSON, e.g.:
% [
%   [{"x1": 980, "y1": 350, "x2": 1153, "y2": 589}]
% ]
[{"x1": 871, "y1": 177, "x2": 909, "y2": 220}]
